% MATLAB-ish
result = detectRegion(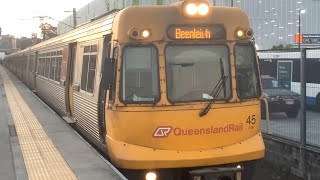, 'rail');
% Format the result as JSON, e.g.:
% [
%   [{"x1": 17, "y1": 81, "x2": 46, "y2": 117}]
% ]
[{"x1": 262, "y1": 98, "x2": 271, "y2": 134}]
